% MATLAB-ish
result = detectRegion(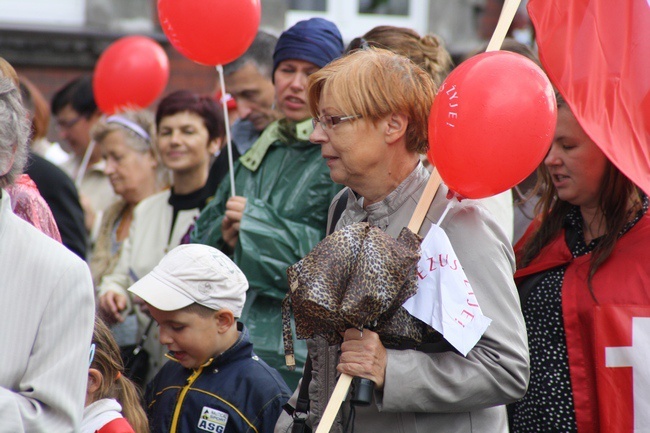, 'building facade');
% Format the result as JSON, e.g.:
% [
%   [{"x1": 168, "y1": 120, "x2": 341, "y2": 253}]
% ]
[{"x1": 0, "y1": 0, "x2": 528, "y2": 139}]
